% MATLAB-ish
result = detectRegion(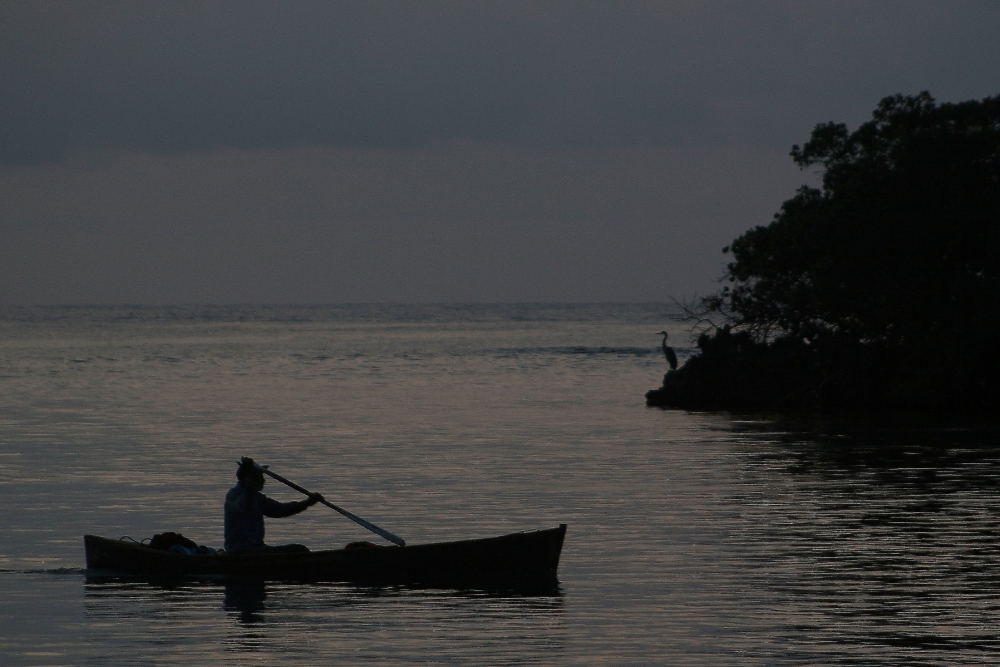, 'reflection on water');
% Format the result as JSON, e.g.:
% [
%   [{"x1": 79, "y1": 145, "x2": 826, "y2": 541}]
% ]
[
  {"x1": 6, "y1": 414, "x2": 1000, "y2": 665},
  {"x1": 724, "y1": 415, "x2": 1000, "y2": 664},
  {"x1": 83, "y1": 578, "x2": 566, "y2": 664},
  {"x1": 223, "y1": 579, "x2": 267, "y2": 623},
  {"x1": 5, "y1": 307, "x2": 1000, "y2": 665}
]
